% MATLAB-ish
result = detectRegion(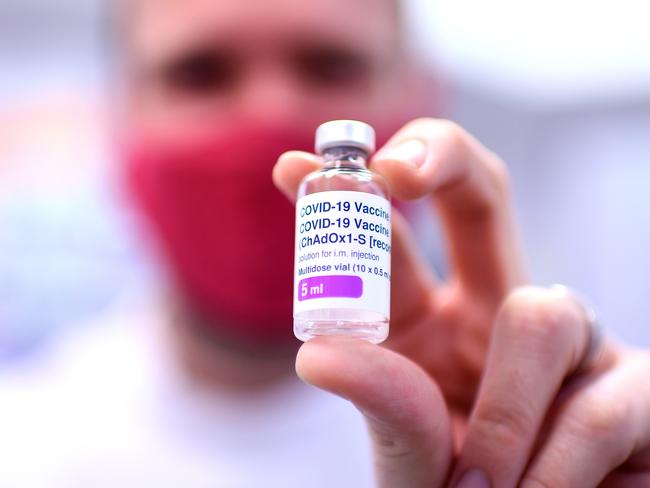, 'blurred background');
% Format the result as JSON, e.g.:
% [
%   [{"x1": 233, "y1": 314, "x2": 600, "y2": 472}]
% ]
[{"x1": 1, "y1": 0, "x2": 649, "y2": 361}]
